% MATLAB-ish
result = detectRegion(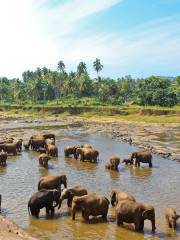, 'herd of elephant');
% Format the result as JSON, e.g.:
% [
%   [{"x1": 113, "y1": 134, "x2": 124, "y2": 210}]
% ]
[{"x1": 0, "y1": 132, "x2": 179, "y2": 235}]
